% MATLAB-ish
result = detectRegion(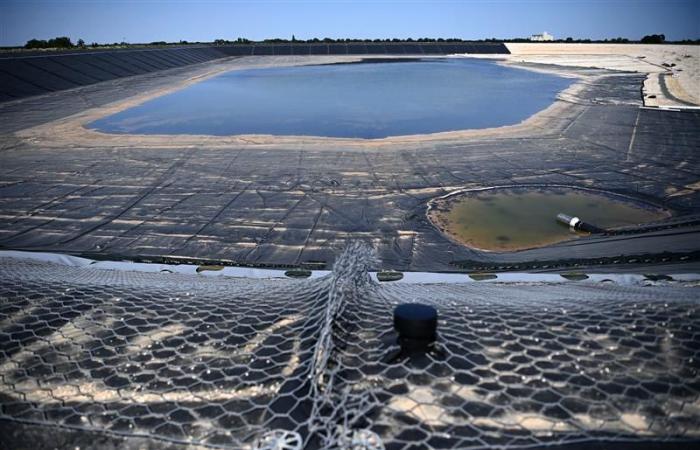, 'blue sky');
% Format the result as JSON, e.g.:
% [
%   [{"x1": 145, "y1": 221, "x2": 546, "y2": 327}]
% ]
[{"x1": 0, "y1": 0, "x2": 698, "y2": 46}]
